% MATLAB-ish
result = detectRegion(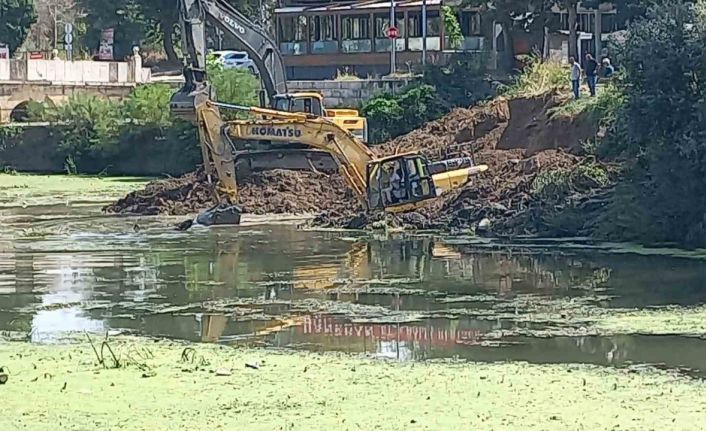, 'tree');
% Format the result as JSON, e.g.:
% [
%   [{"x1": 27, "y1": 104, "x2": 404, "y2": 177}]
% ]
[
  {"x1": 603, "y1": 0, "x2": 706, "y2": 246},
  {"x1": 26, "y1": 0, "x2": 85, "y2": 52},
  {"x1": 139, "y1": 0, "x2": 179, "y2": 62},
  {"x1": 0, "y1": 0, "x2": 37, "y2": 54}
]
